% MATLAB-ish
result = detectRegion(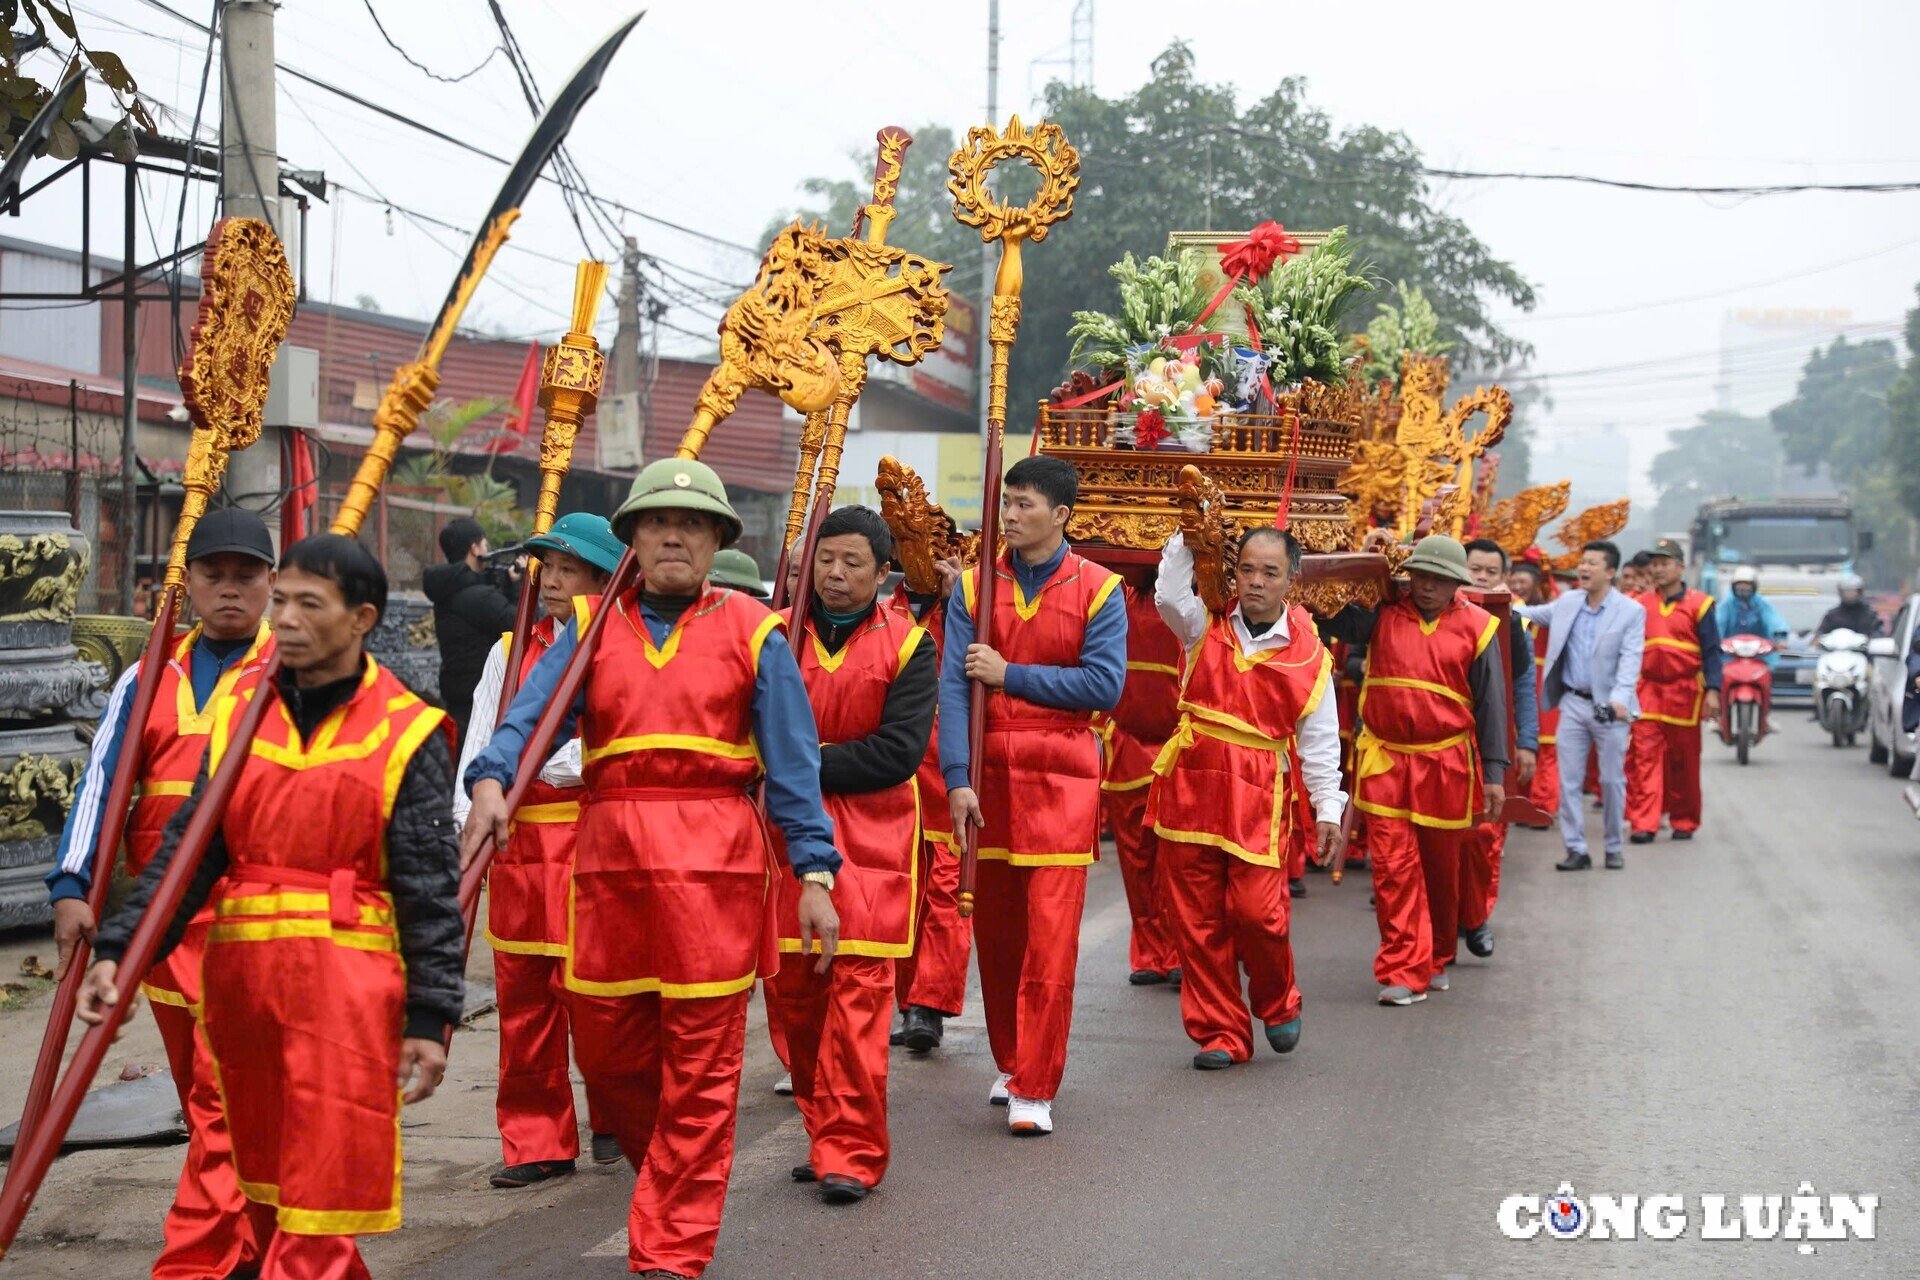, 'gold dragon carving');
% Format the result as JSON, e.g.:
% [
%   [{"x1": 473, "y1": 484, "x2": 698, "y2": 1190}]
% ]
[
  {"x1": 172, "y1": 217, "x2": 296, "y2": 585},
  {"x1": 1175, "y1": 464, "x2": 1241, "y2": 615},
  {"x1": 1483, "y1": 481, "x2": 1572, "y2": 560},
  {"x1": 0, "y1": 755, "x2": 82, "y2": 842},
  {"x1": 0, "y1": 534, "x2": 89, "y2": 624},
  {"x1": 1390, "y1": 354, "x2": 1514, "y2": 539},
  {"x1": 1546, "y1": 499, "x2": 1633, "y2": 572},
  {"x1": 875, "y1": 455, "x2": 976, "y2": 595},
  {"x1": 677, "y1": 223, "x2": 844, "y2": 460}
]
